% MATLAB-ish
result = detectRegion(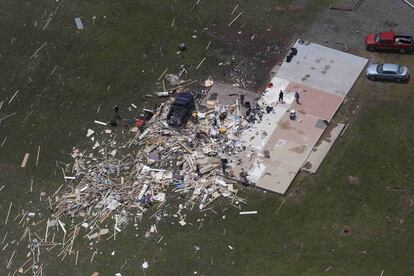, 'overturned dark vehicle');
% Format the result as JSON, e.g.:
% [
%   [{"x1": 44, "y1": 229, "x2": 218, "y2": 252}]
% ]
[{"x1": 167, "y1": 92, "x2": 194, "y2": 127}]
